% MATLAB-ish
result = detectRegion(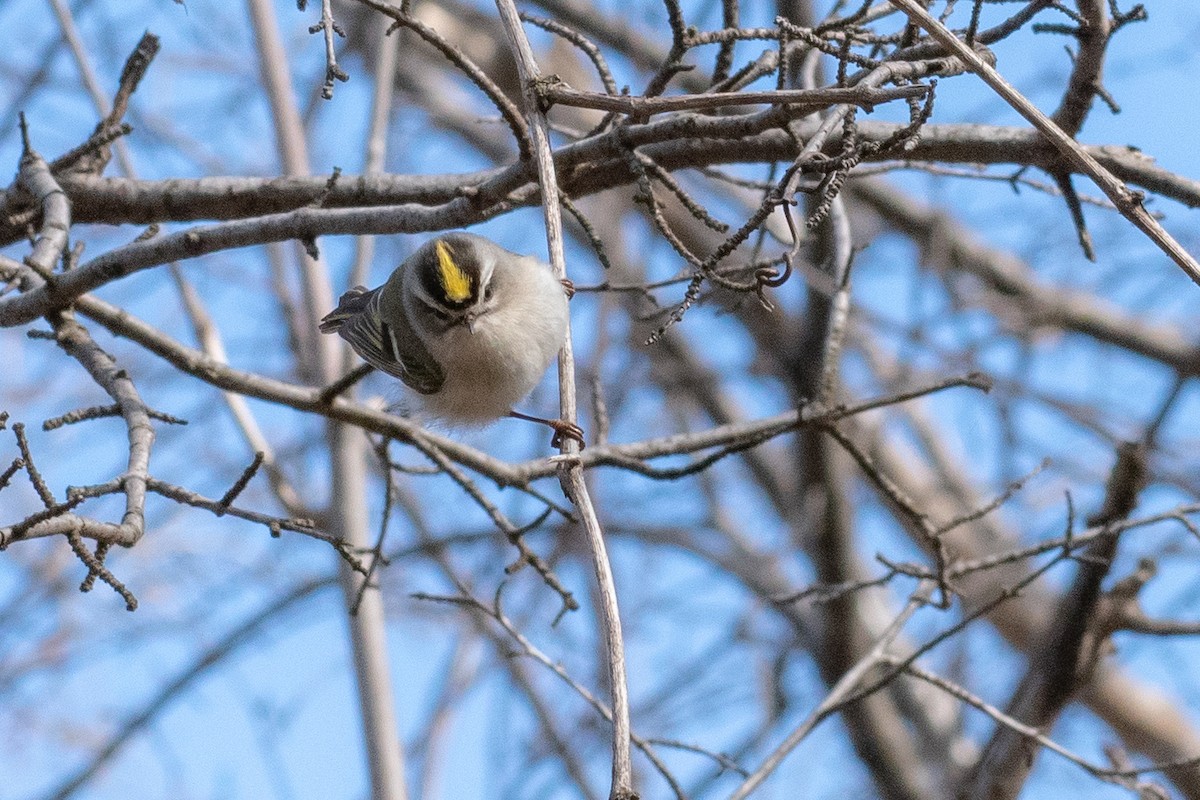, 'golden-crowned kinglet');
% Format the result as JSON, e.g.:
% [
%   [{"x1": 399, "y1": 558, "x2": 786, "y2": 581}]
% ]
[{"x1": 319, "y1": 232, "x2": 584, "y2": 447}]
